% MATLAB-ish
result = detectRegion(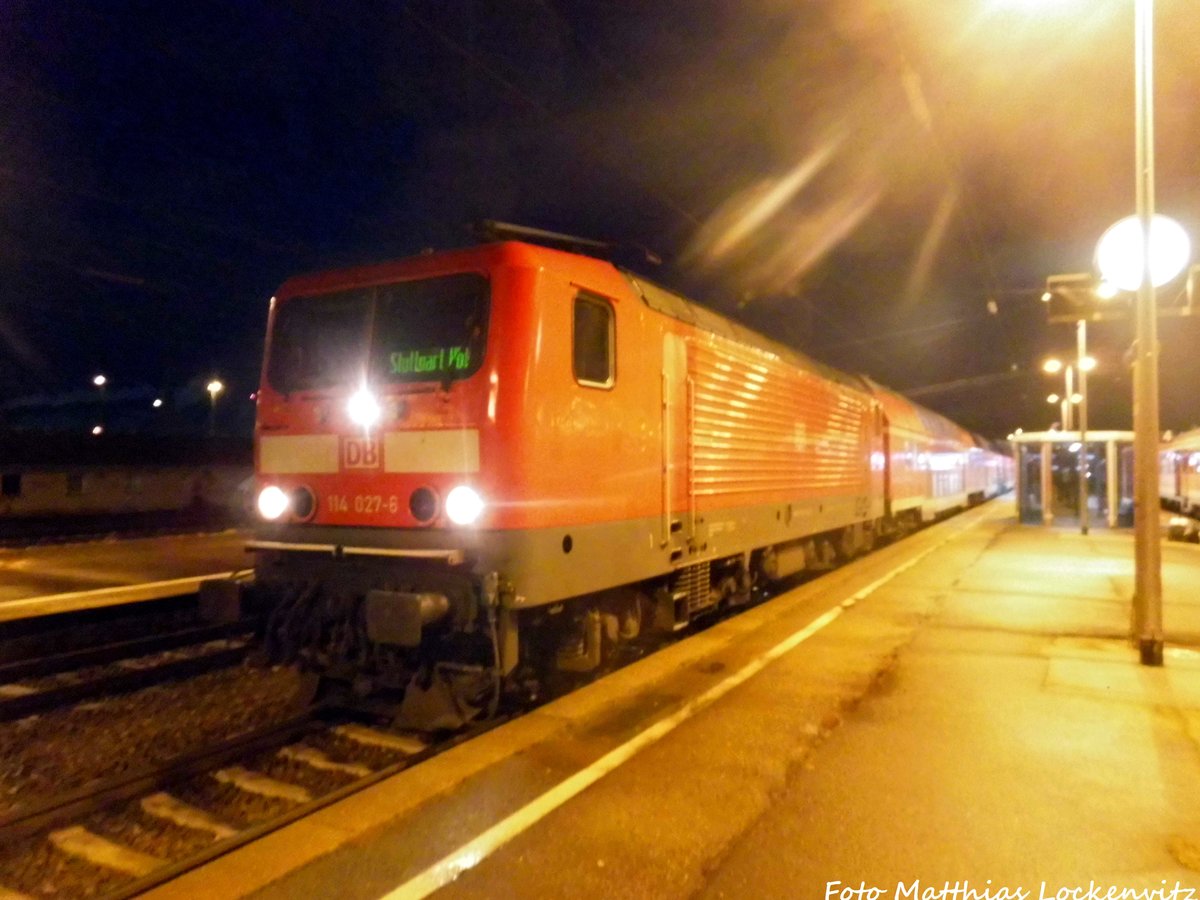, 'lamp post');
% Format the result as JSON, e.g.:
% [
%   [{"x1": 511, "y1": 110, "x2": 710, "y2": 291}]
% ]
[
  {"x1": 1076, "y1": 336, "x2": 1096, "y2": 534},
  {"x1": 1133, "y1": 0, "x2": 1161, "y2": 665},
  {"x1": 1089, "y1": 0, "x2": 1193, "y2": 666},
  {"x1": 1043, "y1": 354, "x2": 1093, "y2": 534},
  {"x1": 1002, "y1": 0, "x2": 1188, "y2": 659},
  {"x1": 1095, "y1": 212, "x2": 1189, "y2": 652},
  {"x1": 1042, "y1": 358, "x2": 1084, "y2": 430},
  {"x1": 1092, "y1": 0, "x2": 1190, "y2": 666},
  {"x1": 1046, "y1": 391, "x2": 1065, "y2": 430},
  {"x1": 92, "y1": 374, "x2": 107, "y2": 433},
  {"x1": 206, "y1": 379, "x2": 224, "y2": 436}
]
